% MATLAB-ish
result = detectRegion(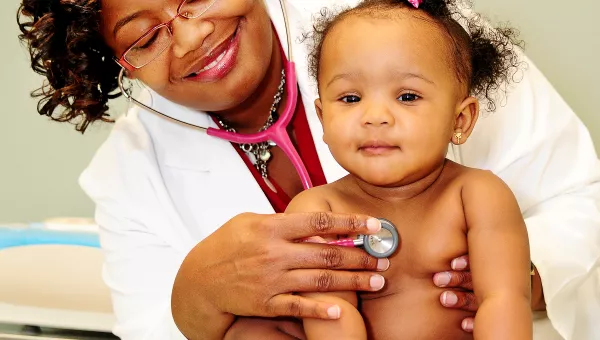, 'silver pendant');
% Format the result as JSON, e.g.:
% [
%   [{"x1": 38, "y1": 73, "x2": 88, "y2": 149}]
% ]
[
  {"x1": 259, "y1": 150, "x2": 271, "y2": 162},
  {"x1": 215, "y1": 70, "x2": 285, "y2": 181},
  {"x1": 264, "y1": 177, "x2": 278, "y2": 193}
]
